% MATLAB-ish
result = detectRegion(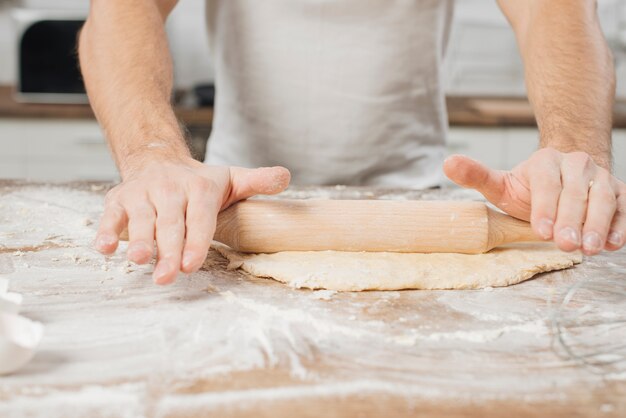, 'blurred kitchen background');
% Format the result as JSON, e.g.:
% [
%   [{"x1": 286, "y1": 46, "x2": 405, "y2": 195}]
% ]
[{"x1": 1, "y1": 0, "x2": 626, "y2": 182}]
